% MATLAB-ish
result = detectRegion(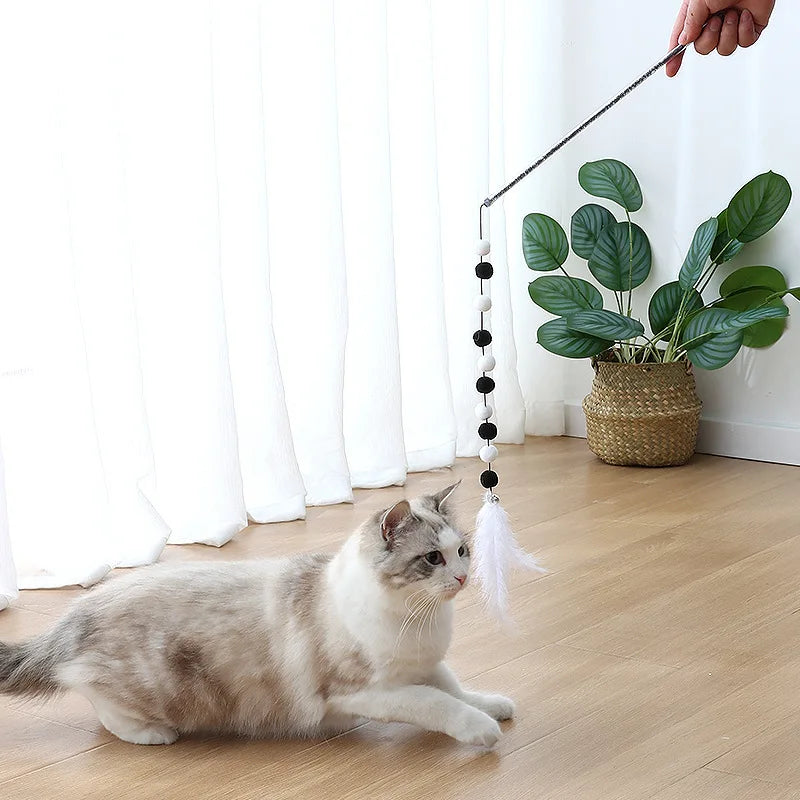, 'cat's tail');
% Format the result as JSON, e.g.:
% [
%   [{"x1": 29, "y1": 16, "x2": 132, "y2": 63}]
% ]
[{"x1": 0, "y1": 633, "x2": 63, "y2": 698}]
